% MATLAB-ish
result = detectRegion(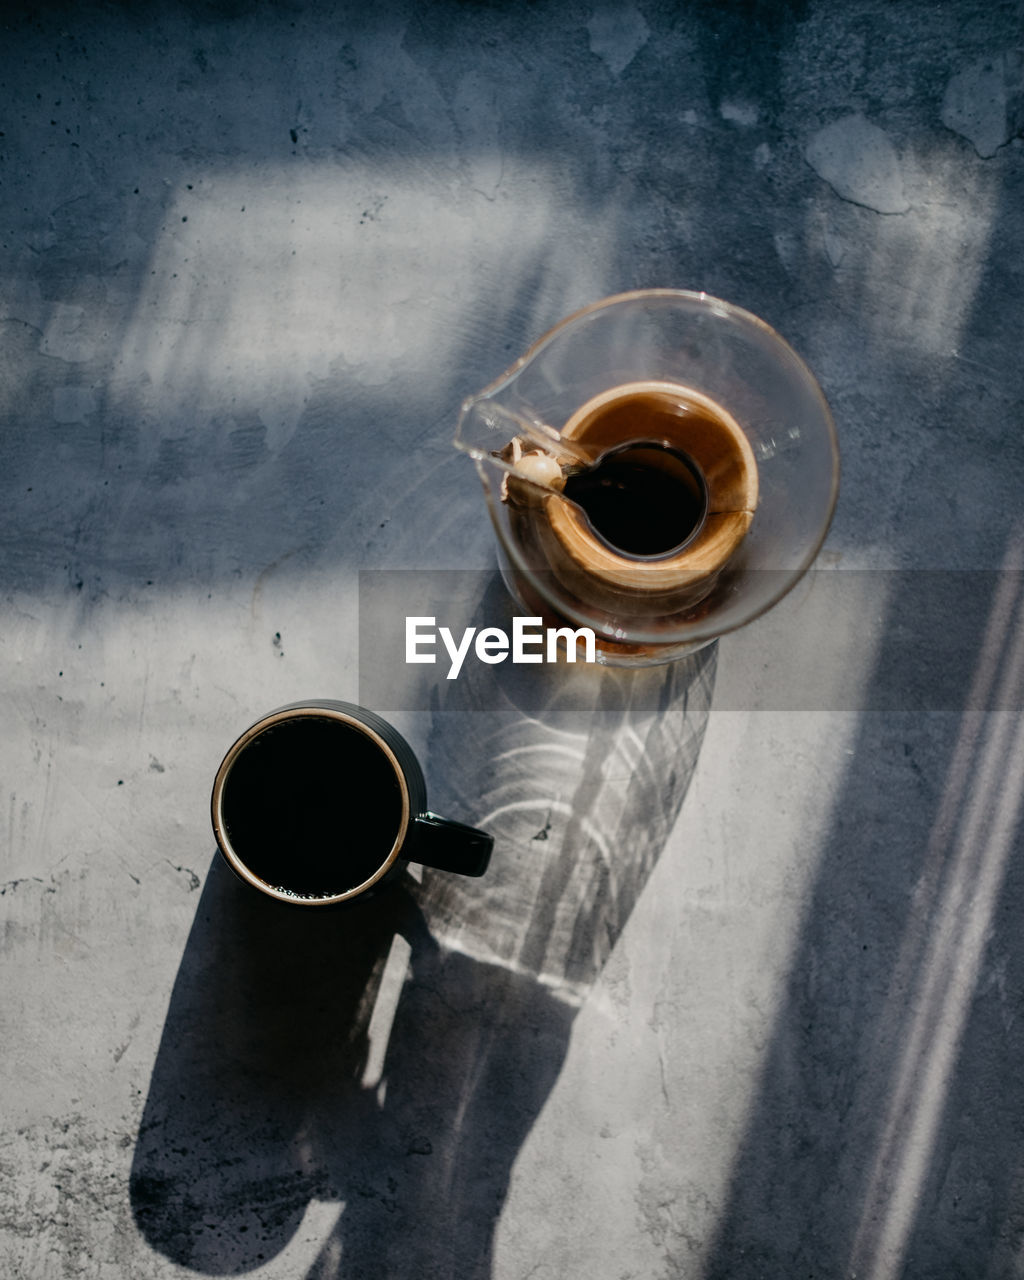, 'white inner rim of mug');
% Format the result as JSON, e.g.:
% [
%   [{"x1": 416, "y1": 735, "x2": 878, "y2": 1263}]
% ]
[{"x1": 211, "y1": 706, "x2": 412, "y2": 905}]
